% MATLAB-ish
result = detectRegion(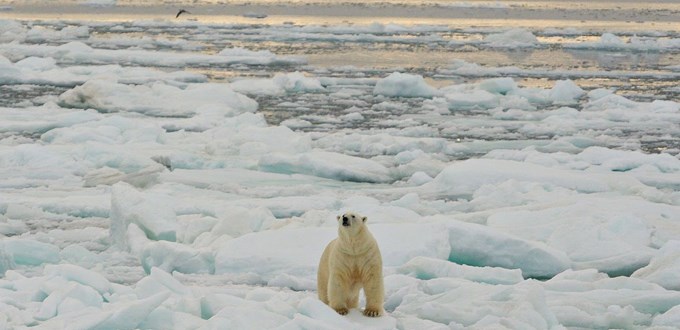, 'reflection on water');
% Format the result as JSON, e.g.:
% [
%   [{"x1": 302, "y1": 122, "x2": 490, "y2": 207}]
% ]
[
  {"x1": 1, "y1": 0, "x2": 680, "y2": 32},
  {"x1": 306, "y1": 46, "x2": 675, "y2": 74},
  {"x1": 3, "y1": 12, "x2": 679, "y2": 32},
  {"x1": 1, "y1": 0, "x2": 679, "y2": 154},
  {"x1": 2, "y1": 0, "x2": 680, "y2": 10}
]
